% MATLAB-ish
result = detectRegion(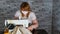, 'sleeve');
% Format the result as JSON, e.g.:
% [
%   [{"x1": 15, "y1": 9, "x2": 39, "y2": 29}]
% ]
[
  {"x1": 31, "y1": 12, "x2": 37, "y2": 20},
  {"x1": 14, "y1": 11, "x2": 20, "y2": 17}
]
